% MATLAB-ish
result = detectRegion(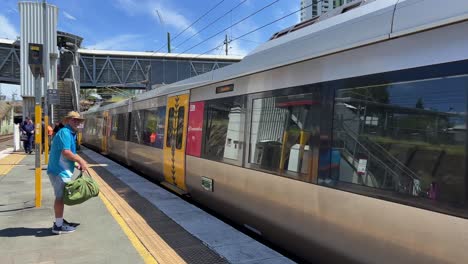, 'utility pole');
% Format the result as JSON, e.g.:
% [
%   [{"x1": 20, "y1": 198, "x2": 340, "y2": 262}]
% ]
[
  {"x1": 167, "y1": 32, "x2": 171, "y2": 53},
  {"x1": 156, "y1": 10, "x2": 171, "y2": 53},
  {"x1": 224, "y1": 34, "x2": 229, "y2": 55}
]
